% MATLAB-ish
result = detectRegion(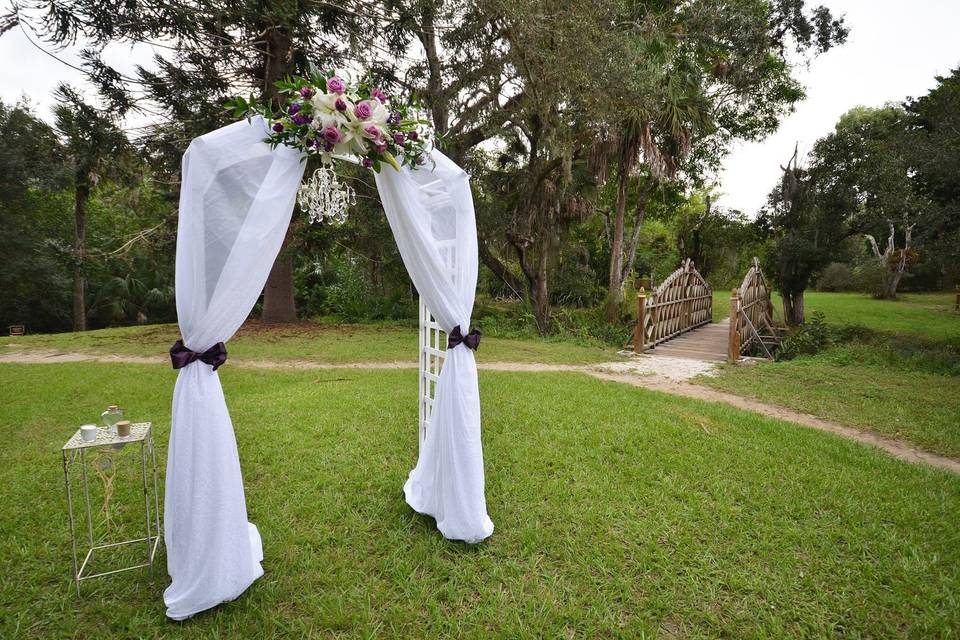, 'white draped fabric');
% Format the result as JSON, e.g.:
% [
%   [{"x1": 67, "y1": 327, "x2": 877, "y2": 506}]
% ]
[
  {"x1": 166, "y1": 119, "x2": 491, "y2": 619},
  {"x1": 376, "y1": 151, "x2": 494, "y2": 544},
  {"x1": 165, "y1": 116, "x2": 305, "y2": 620}
]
